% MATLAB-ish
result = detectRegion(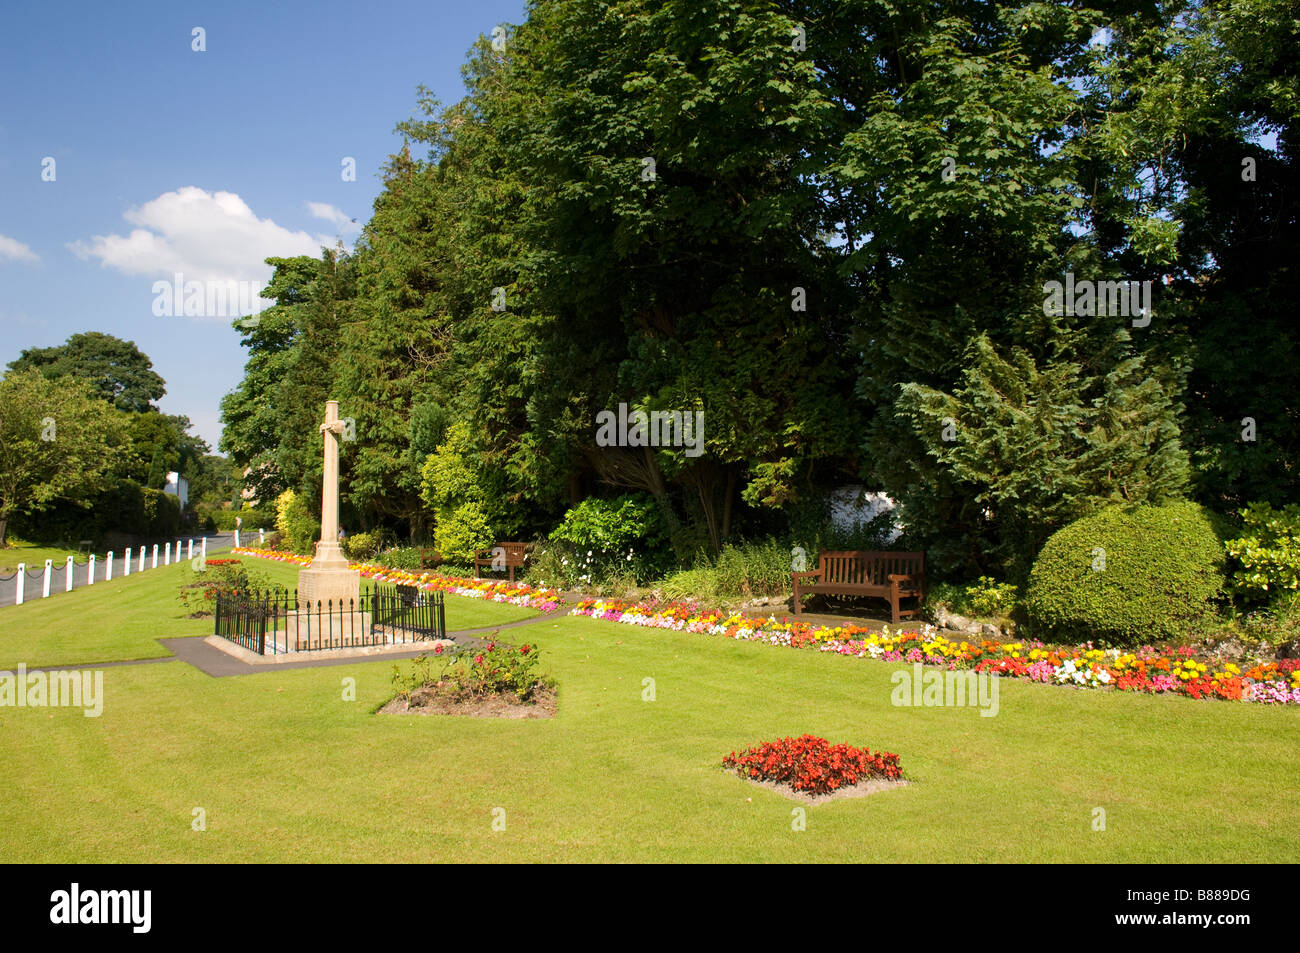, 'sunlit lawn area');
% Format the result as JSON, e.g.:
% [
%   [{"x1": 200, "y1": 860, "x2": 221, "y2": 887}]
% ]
[
  {"x1": 0, "y1": 540, "x2": 91, "y2": 573},
  {"x1": 1, "y1": 574, "x2": 1297, "y2": 862}
]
